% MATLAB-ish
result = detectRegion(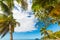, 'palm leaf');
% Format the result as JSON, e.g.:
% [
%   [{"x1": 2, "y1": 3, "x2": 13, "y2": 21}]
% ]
[
  {"x1": 1, "y1": 27, "x2": 9, "y2": 38},
  {"x1": 0, "y1": 1, "x2": 11, "y2": 15},
  {"x1": 0, "y1": 25, "x2": 8, "y2": 35},
  {"x1": 4, "y1": 0, "x2": 14, "y2": 9},
  {"x1": 16, "y1": 0, "x2": 28, "y2": 10}
]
